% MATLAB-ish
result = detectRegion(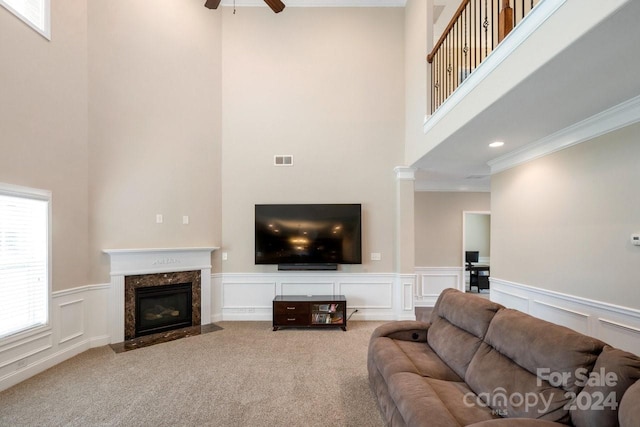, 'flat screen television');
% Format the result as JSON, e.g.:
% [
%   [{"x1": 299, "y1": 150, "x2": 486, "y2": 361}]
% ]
[{"x1": 255, "y1": 204, "x2": 362, "y2": 269}]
